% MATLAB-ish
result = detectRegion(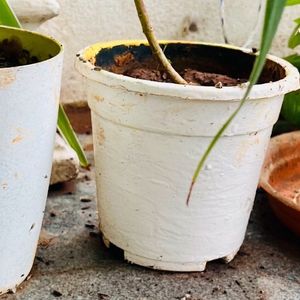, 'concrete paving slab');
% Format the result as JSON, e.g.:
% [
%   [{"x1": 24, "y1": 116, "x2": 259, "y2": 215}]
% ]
[{"x1": 1, "y1": 144, "x2": 299, "y2": 300}]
